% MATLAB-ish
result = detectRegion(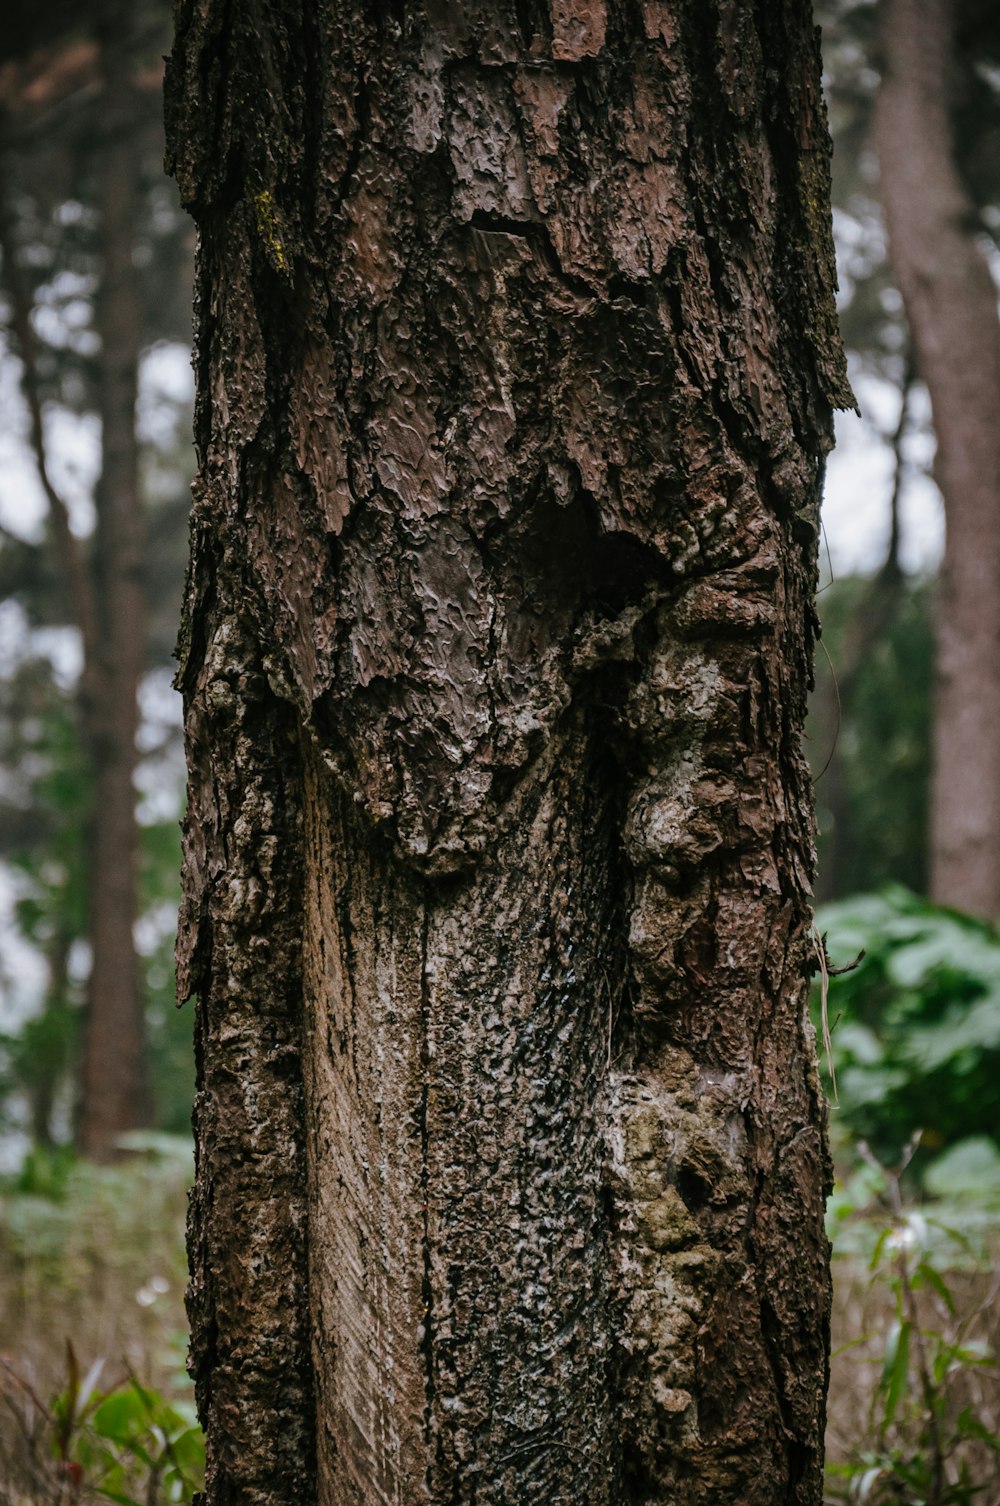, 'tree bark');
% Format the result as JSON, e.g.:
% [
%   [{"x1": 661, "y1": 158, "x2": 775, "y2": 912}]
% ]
[
  {"x1": 78, "y1": 13, "x2": 150, "y2": 1158},
  {"x1": 166, "y1": 3, "x2": 848, "y2": 1502},
  {"x1": 875, "y1": 0, "x2": 1000, "y2": 919}
]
